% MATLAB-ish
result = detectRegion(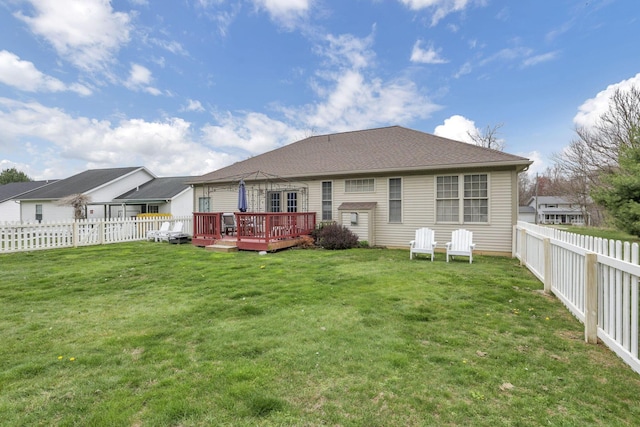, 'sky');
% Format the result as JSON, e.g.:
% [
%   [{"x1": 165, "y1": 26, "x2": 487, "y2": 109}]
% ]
[{"x1": 0, "y1": 0, "x2": 639, "y2": 180}]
